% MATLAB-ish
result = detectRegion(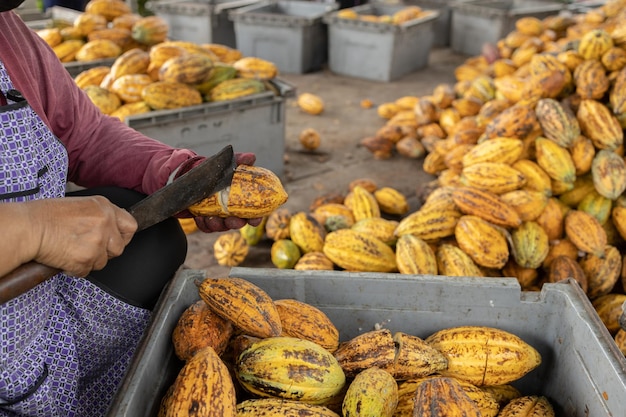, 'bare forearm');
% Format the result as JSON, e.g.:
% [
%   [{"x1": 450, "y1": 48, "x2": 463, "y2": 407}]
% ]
[{"x1": 0, "y1": 202, "x2": 39, "y2": 276}]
